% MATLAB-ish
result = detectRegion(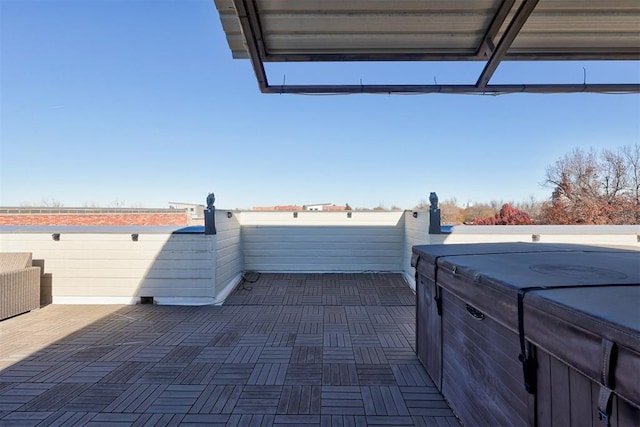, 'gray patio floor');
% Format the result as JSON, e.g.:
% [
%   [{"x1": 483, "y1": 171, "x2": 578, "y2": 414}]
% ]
[{"x1": 0, "y1": 273, "x2": 459, "y2": 426}]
